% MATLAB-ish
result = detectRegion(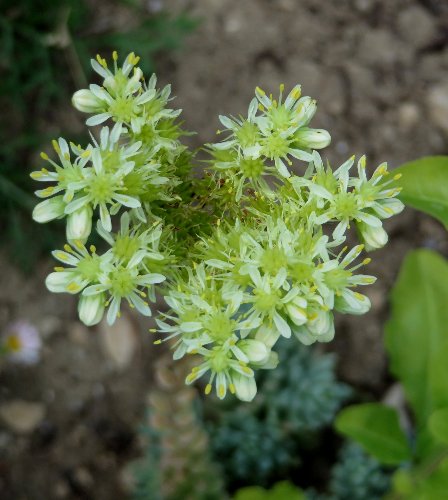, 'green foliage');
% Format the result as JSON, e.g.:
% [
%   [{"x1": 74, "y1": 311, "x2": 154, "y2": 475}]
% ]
[
  {"x1": 335, "y1": 249, "x2": 448, "y2": 498},
  {"x1": 335, "y1": 403, "x2": 411, "y2": 465},
  {"x1": 0, "y1": 0, "x2": 196, "y2": 268},
  {"x1": 394, "y1": 156, "x2": 448, "y2": 228},
  {"x1": 234, "y1": 482, "x2": 304, "y2": 500},
  {"x1": 207, "y1": 339, "x2": 351, "y2": 488},
  {"x1": 428, "y1": 408, "x2": 448, "y2": 445},
  {"x1": 385, "y1": 249, "x2": 448, "y2": 429}
]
